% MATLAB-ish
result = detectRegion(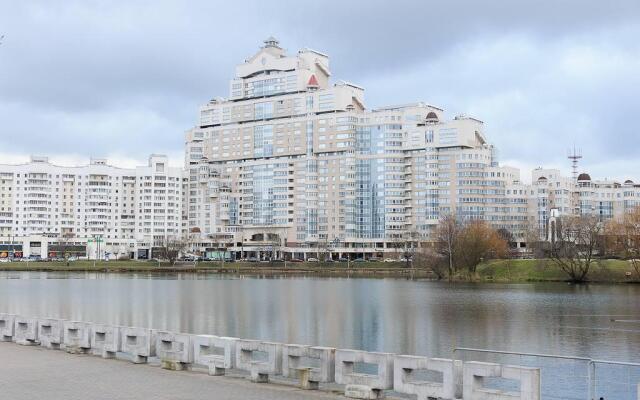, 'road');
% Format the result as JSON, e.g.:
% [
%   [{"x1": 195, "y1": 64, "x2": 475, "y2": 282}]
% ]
[{"x1": 0, "y1": 342, "x2": 347, "y2": 400}]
